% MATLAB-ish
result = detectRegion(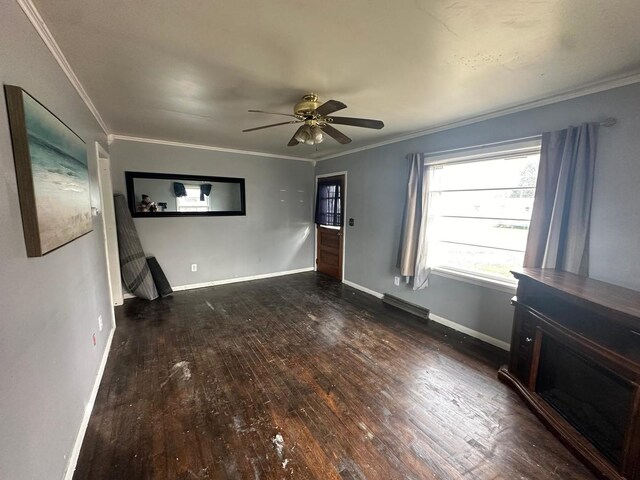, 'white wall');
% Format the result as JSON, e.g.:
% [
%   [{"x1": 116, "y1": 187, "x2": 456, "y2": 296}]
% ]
[
  {"x1": 110, "y1": 140, "x2": 315, "y2": 287},
  {"x1": 317, "y1": 82, "x2": 640, "y2": 345},
  {"x1": 0, "y1": 1, "x2": 114, "y2": 478}
]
